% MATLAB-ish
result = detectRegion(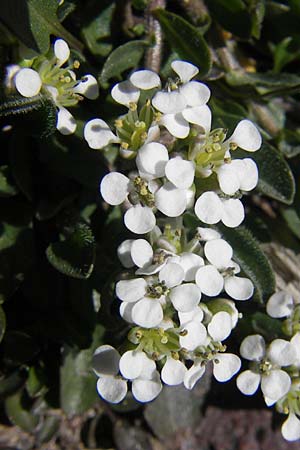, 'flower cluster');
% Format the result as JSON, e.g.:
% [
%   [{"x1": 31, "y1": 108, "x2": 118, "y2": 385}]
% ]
[
  {"x1": 87, "y1": 61, "x2": 261, "y2": 403},
  {"x1": 5, "y1": 39, "x2": 99, "y2": 134}
]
